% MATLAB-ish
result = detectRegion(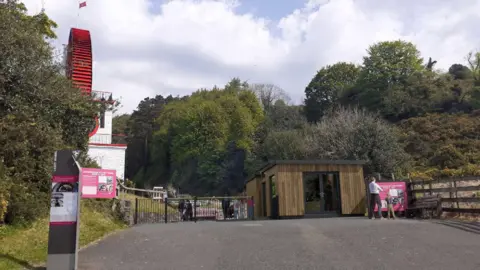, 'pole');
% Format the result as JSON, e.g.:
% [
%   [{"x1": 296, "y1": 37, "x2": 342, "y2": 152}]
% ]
[
  {"x1": 194, "y1": 197, "x2": 197, "y2": 223},
  {"x1": 76, "y1": 1, "x2": 79, "y2": 28},
  {"x1": 46, "y1": 150, "x2": 81, "y2": 270},
  {"x1": 134, "y1": 198, "x2": 138, "y2": 225},
  {"x1": 164, "y1": 198, "x2": 168, "y2": 223}
]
